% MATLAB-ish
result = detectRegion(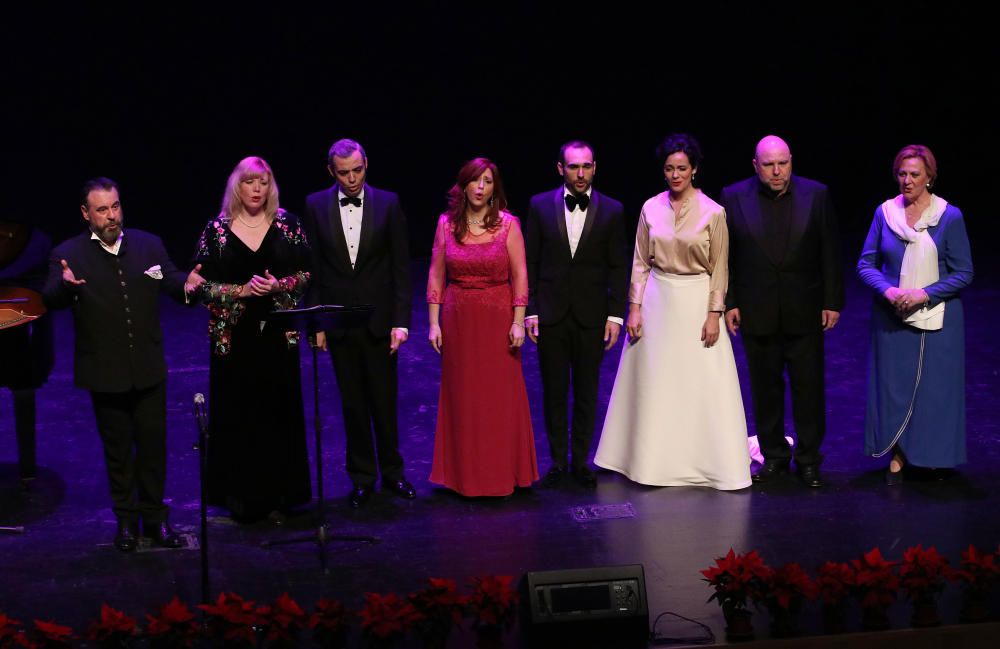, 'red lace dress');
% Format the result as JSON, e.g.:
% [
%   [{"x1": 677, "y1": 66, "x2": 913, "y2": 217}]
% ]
[{"x1": 426, "y1": 212, "x2": 539, "y2": 496}]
